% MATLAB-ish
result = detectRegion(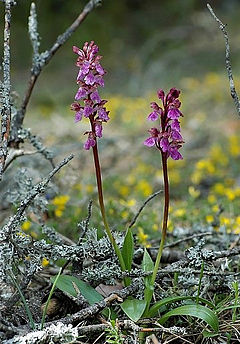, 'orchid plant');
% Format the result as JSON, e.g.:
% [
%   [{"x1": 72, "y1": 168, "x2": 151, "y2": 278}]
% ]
[
  {"x1": 70, "y1": 41, "x2": 186, "y2": 320},
  {"x1": 71, "y1": 41, "x2": 129, "y2": 279}
]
